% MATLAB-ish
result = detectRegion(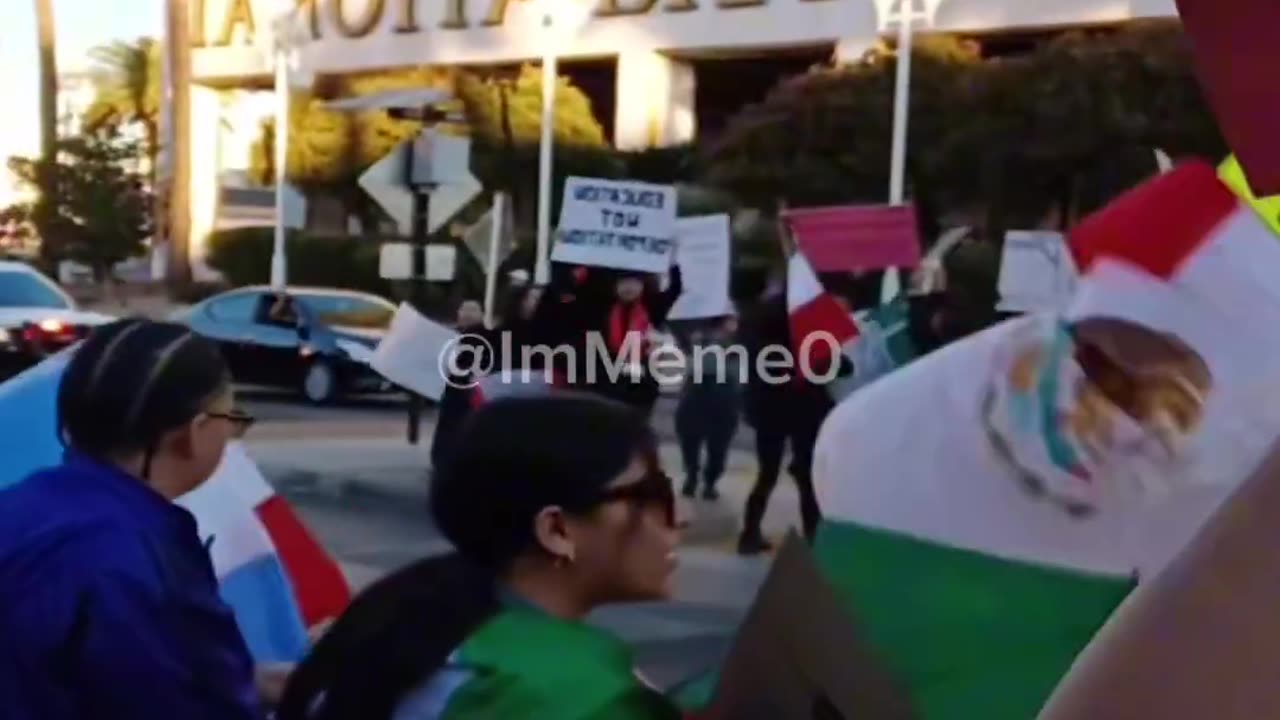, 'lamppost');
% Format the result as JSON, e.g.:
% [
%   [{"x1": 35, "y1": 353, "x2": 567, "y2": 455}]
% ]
[
  {"x1": 532, "y1": 0, "x2": 594, "y2": 286},
  {"x1": 260, "y1": 1, "x2": 310, "y2": 289},
  {"x1": 880, "y1": 0, "x2": 940, "y2": 303}
]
